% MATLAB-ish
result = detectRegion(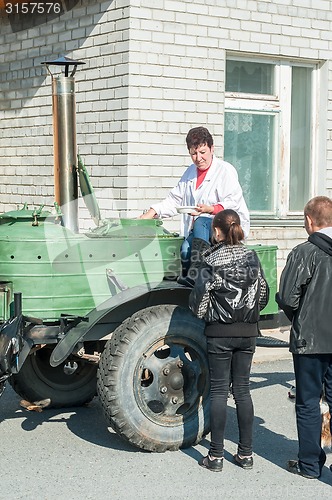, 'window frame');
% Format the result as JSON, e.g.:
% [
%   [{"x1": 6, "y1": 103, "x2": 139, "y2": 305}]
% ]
[{"x1": 224, "y1": 54, "x2": 320, "y2": 222}]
